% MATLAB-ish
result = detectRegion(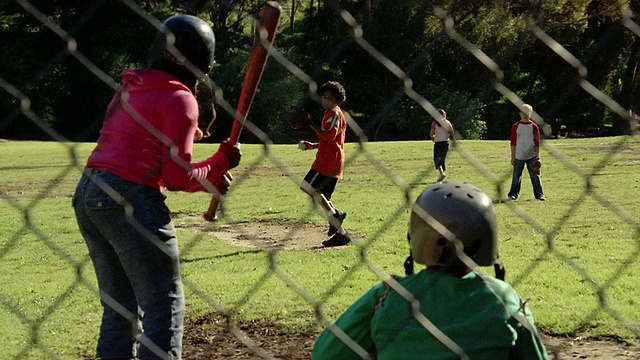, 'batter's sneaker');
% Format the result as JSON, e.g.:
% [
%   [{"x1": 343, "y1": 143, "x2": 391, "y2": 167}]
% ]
[
  {"x1": 327, "y1": 210, "x2": 347, "y2": 236},
  {"x1": 322, "y1": 232, "x2": 351, "y2": 247}
]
